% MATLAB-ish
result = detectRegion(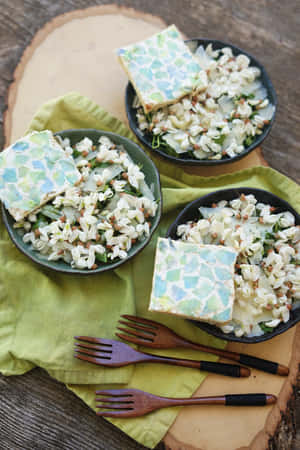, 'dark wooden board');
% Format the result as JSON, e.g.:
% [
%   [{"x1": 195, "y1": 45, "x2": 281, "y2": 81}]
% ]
[{"x1": 0, "y1": 2, "x2": 299, "y2": 449}]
